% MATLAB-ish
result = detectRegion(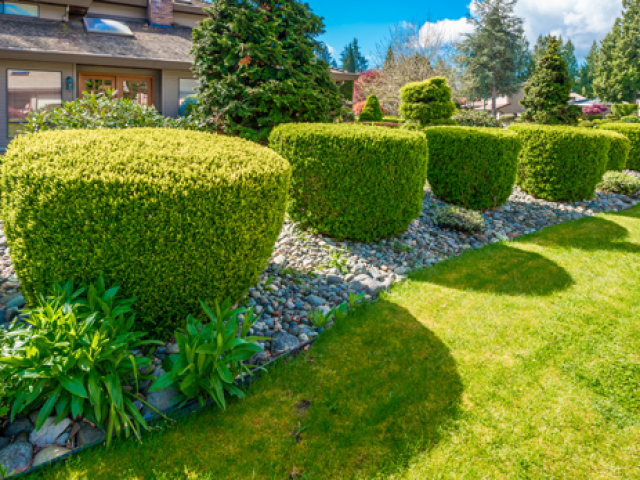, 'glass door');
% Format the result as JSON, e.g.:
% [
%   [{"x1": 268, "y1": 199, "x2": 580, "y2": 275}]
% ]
[
  {"x1": 77, "y1": 73, "x2": 155, "y2": 106},
  {"x1": 79, "y1": 75, "x2": 117, "y2": 96},
  {"x1": 119, "y1": 78, "x2": 152, "y2": 106}
]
